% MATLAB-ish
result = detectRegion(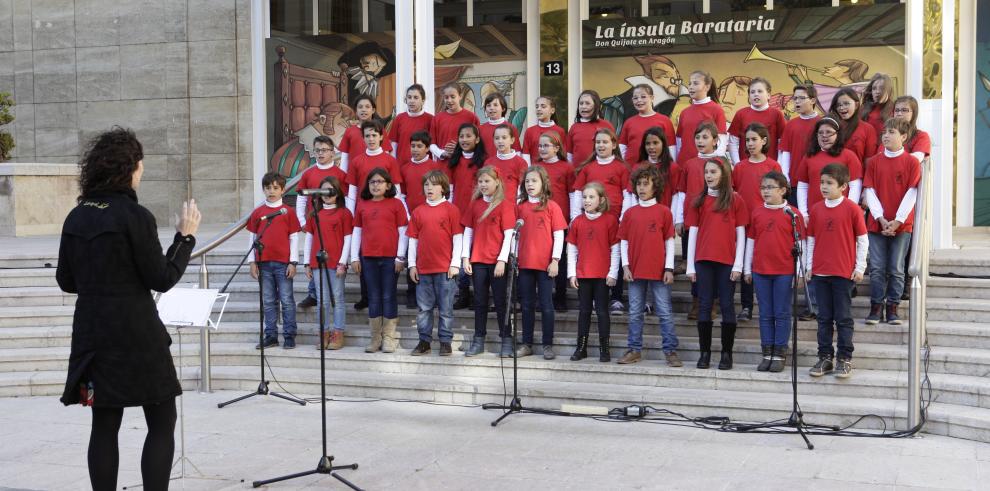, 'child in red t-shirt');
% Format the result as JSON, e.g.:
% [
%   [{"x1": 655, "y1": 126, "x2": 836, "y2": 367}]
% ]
[
  {"x1": 617, "y1": 166, "x2": 681, "y2": 367},
  {"x1": 430, "y1": 83, "x2": 480, "y2": 161},
  {"x1": 675, "y1": 70, "x2": 727, "y2": 164},
  {"x1": 399, "y1": 131, "x2": 449, "y2": 308},
  {"x1": 618, "y1": 84, "x2": 676, "y2": 163},
  {"x1": 248, "y1": 172, "x2": 301, "y2": 349},
  {"x1": 521, "y1": 96, "x2": 567, "y2": 164},
  {"x1": 388, "y1": 84, "x2": 434, "y2": 165},
  {"x1": 806, "y1": 164, "x2": 868, "y2": 379},
  {"x1": 483, "y1": 124, "x2": 528, "y2": 199},
  {"x1": 636, "y1": 126, "x2": 681, "y2": 214},
  {"x1": 566, "y1": 90, "x2": 615, "y2": 166},
  {"x1": 349, "y1": 168, "x2": 409, "y2": 354},
  {"x1": 863, "y1": 118, "x2": 921, "y2": 326},
  {"x1": 686, "y1": 157, "x2": 749, "y2": 370},
  {"x1": 346, "y1": 120, "x2": 406, "y2": 215},
  {"x1": 677, "y1": 121, "x2": 721, "y2": 318},
  {"x1": 516, "y1": 166, "x2": 567, "y2": 359},
  {"x1": 566, "y1": 182, "x2": 619, "y2": 362},
  {"x1": 796, "y1": 117, "x2": 863, "y2": 218},
  {"x1": 536, "y1": 130, "x2": 575, "y2": 312},
  {"x1": 479, "y1": 92, "x2": 521, "y2": 156},
  {"x1": 407, "y1": 171, "x2": 464, "y2": 357},
  {"x1": 461, "y1": 166, "x2": 517, "y2": 358},
  {"x1": 862, "y1": 73, "x2": 895, "y2": 138},
  {"x1": 829, "y1": 87, "x2": 878, "y2": 164},
  {"x1": 727, "y1": 77, "x2": 787, "y2": 164},
  {"x1": 743, "y1": 171, "x2": 804, "y2": 372},
  {"x1": 339, "y1": 94, "x2": 392, "y2": 172},
  {"x1": 447, "y1": 123, "x2": 487, "y2": 310},
  {"x1": 890, "y1": 95, "x2": 932, "y2": 163},
  {"x1": 302, "y1": 175, "x2": 352, "y2": 350},
  {"x1": 778, "y1": 84, "x2": 821, "y2": 201}
]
